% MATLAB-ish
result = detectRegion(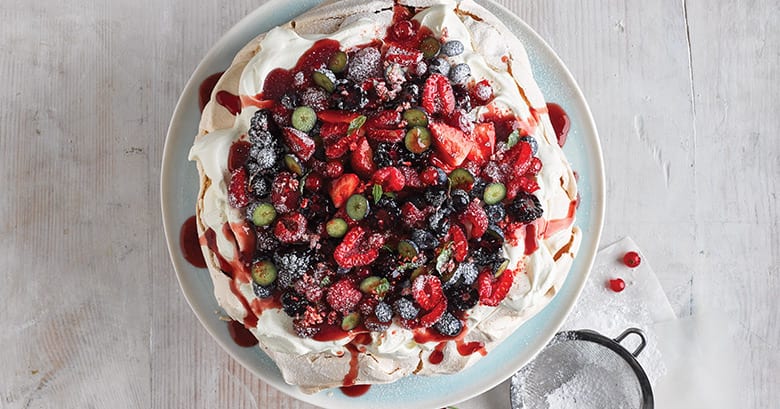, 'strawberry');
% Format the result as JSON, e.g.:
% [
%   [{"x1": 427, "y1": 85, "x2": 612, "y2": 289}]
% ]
[
  {"x1": 371, "y1": 167, "x2": 405, "y2": 192},
  {"x1": 447, "y1": 109, "x2": 474, "y2": 135},
  {"x1": 317, "y1": 109, "x2": 361, "y2": 124},
  {"x1": 448, "y1": 225, "x2": 468, "y2": 262},
  {"x1": 329, "y1": 173, "x2": 360, "y2": 208},
  {"x1": 468, "y1": 122, "x2": 495, "y2": 165},
  {"x1": 228, "y1": 167, "x2": 250, "y2": 208},
  {"x1": 273, "y1": 212, "x2": 307, "y2": 243},
  {"x1": 367, "y1": 128, "x2": 405, "y2": 143},
  {"x1": 351, "y1": 136, "x2": 376, "y2": 177},
  {"x1": 282, "y1": 127, "x2": 315, "y2": 161},
  {"x1": 320, "y1": 122, "x2": 348, "y2": 143},
  {"x1": 506, "y1": 175, "x2": 540, "y2": 201},
  {"x1": 333, "y1": 226, "x2": 382, "y2": 268},
  {"x1": 527, "y1": 157, "x2": 543, "y2": 175},
  {"x1": 422, "y1": 73, "x2": 455, "y2": 117},
  {"x1": 477, "y1": 268, "x2": 516, "y2": 307},
  {"x1": 384, "y1": 46, "x2": 423, "y2": 67},
  {"x1": 401, "y1": 201, "x2": 426, "y2": 228},
  {"x1": 459, "y1": 199, "x2": 488, "y2": 239},
  {"x1": 366, "y1": 110, "x2": 403, "y2": 130},
  {"x1": 429, "y1": 121, "x2": 472, "y2": 167}
]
